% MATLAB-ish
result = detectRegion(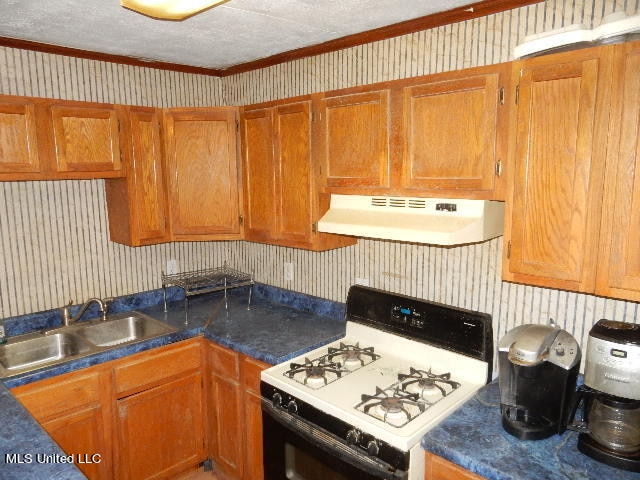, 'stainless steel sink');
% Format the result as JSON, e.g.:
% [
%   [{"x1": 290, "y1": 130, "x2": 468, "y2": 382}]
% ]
[
  {"x1": 76, "y1": 314, "x2": 176, "y2": 347},
  {"x1": 0, "y1": 333, "x2": 93, "y2": 373},
  {"x1": 0, "y1": 312, "x2": 177, "y2": 378}
]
